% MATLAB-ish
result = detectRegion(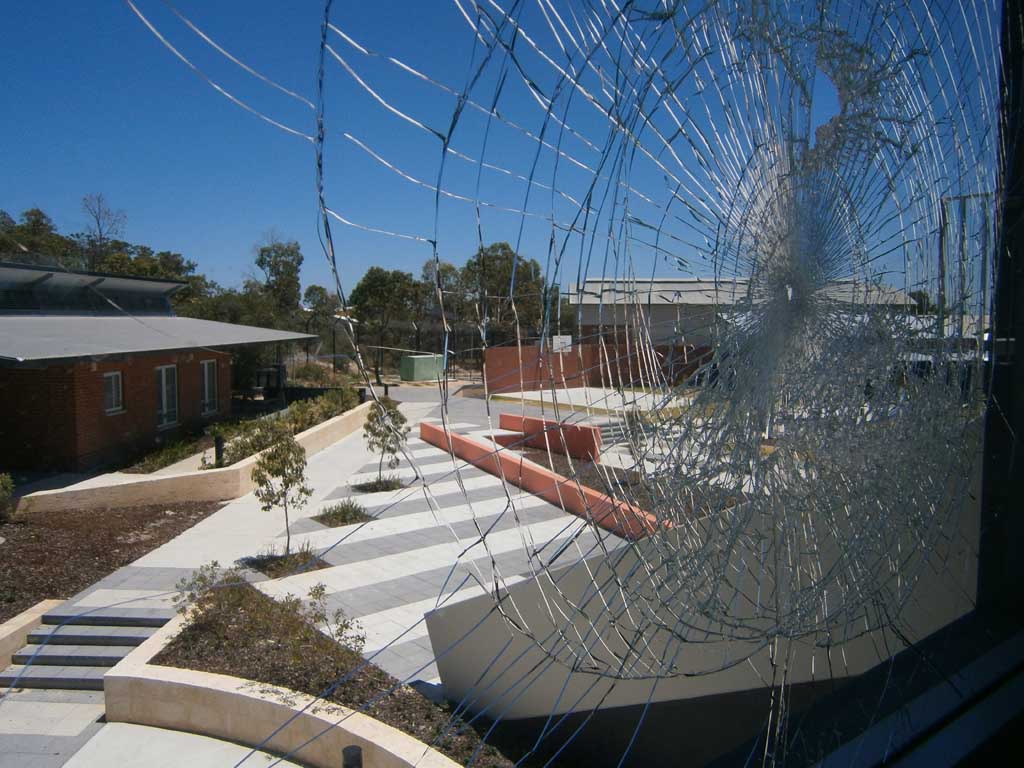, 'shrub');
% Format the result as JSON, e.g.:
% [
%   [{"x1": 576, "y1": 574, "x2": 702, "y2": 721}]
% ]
[
  {"x1": 352, "y1": 474, "x2": 403, "y2": 493},
  {"x1": 0, "y1": 473, "x2": 15, "y2": 523},
  {"x1": 202, "y1": 390, "x2": 358, "y2": 469},
  {"x1": 291, "y1": 362, "x2": 331, "y2": 384},
  {"x1": 237, "y1": 540, "x2": 326, "y2": 580},
  {"x1": 171, "y1": 562, "x2": 363, "y2": 653},
  {"x1": 313, "y1": 499, "x2": 373, "y2": 527},
  {"x1": 127, "y1": 438, "x2": 202, "y2": 474}
]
